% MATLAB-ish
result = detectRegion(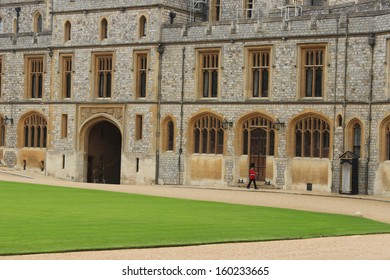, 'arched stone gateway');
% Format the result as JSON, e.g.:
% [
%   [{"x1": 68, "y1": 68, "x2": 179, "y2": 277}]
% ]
[{"x1": 84, "y1": 120, "x2": 122, "y2": 184}]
